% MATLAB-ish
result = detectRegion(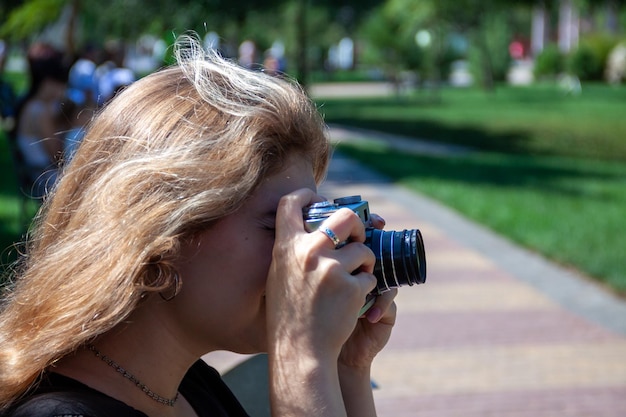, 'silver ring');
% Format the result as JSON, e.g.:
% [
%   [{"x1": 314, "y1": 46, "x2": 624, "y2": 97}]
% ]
[{"x1": 319, "y1": 226, "x2": 341, "y2": 248}]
